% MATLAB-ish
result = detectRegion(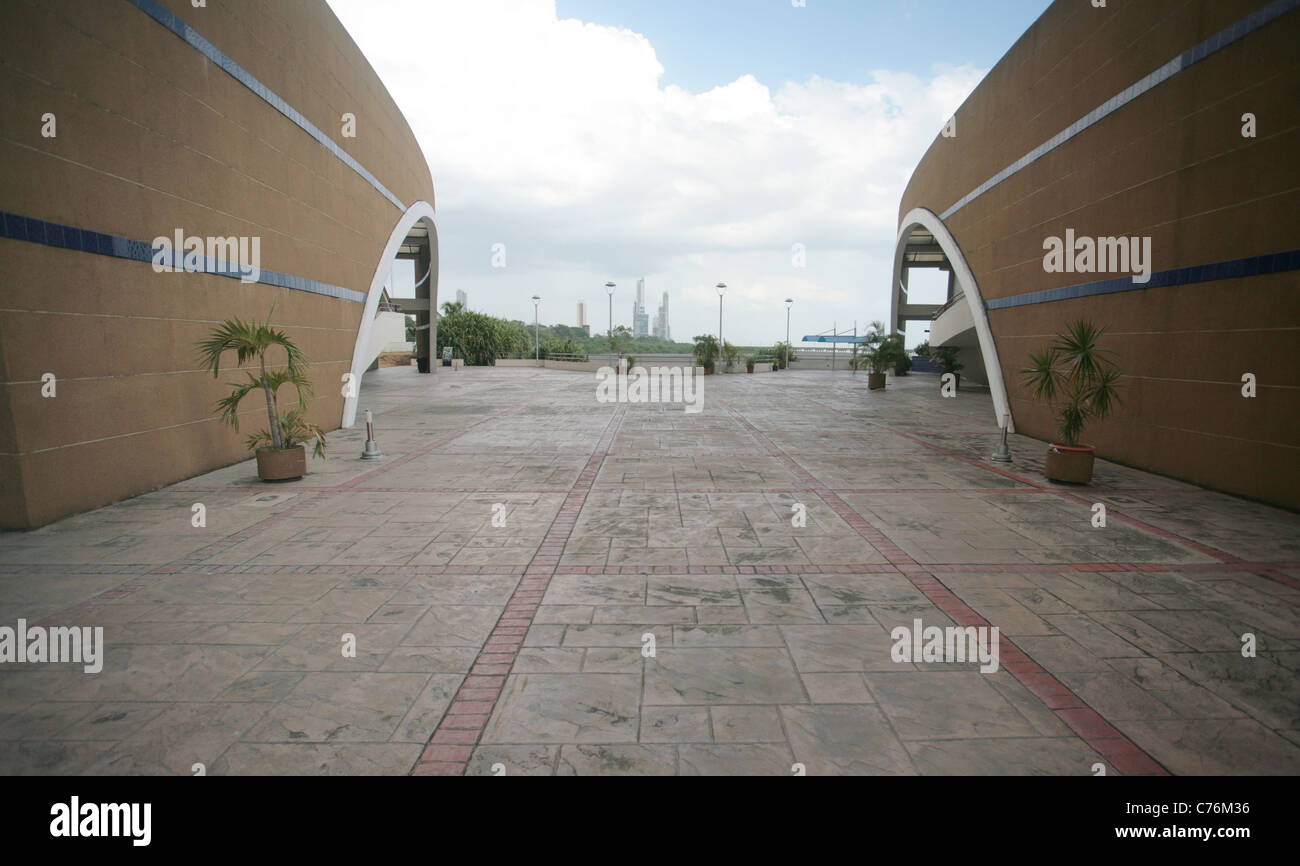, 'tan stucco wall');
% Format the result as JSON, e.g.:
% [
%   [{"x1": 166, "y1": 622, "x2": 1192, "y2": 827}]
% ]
[
  {"x1": 899, "y1": 0, "x2": 1299, "y2": 509},
  {"x1": 0, "y1": 0, "x2": 436, "y2": 528}
]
